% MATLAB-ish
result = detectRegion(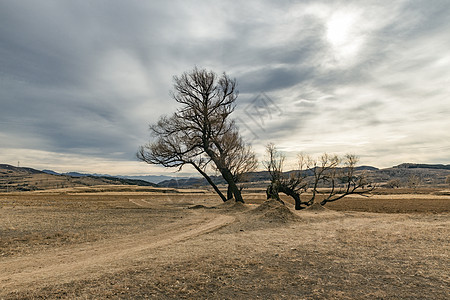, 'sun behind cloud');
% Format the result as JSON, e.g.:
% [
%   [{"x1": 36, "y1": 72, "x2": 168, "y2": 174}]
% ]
[{"x1": 325, "y1": 10, "x2": 365, "y2": 66}]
